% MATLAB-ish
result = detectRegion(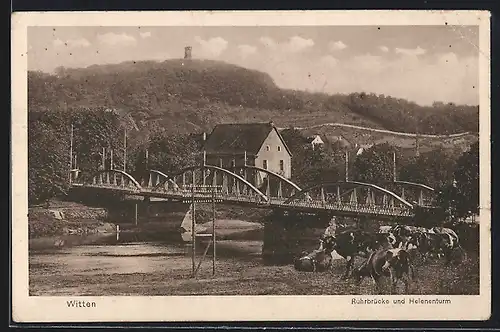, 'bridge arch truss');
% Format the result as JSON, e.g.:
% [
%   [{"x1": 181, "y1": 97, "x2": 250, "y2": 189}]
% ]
[
  {"x1": 281, "y1": 181, "x2": 414, "y2": 218},
  {"x1": 381, "y1": 180, "x2": 436, "y2": 207},
  {"x1": 140, "y1": 165, "x2": 269, "y2": 203},
  {"x1": 71, "y1": 169, "x2": 143, "y2": 192},
  {"x1": 230, "y1": 165, "x2": 302, "y2": 201}
]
